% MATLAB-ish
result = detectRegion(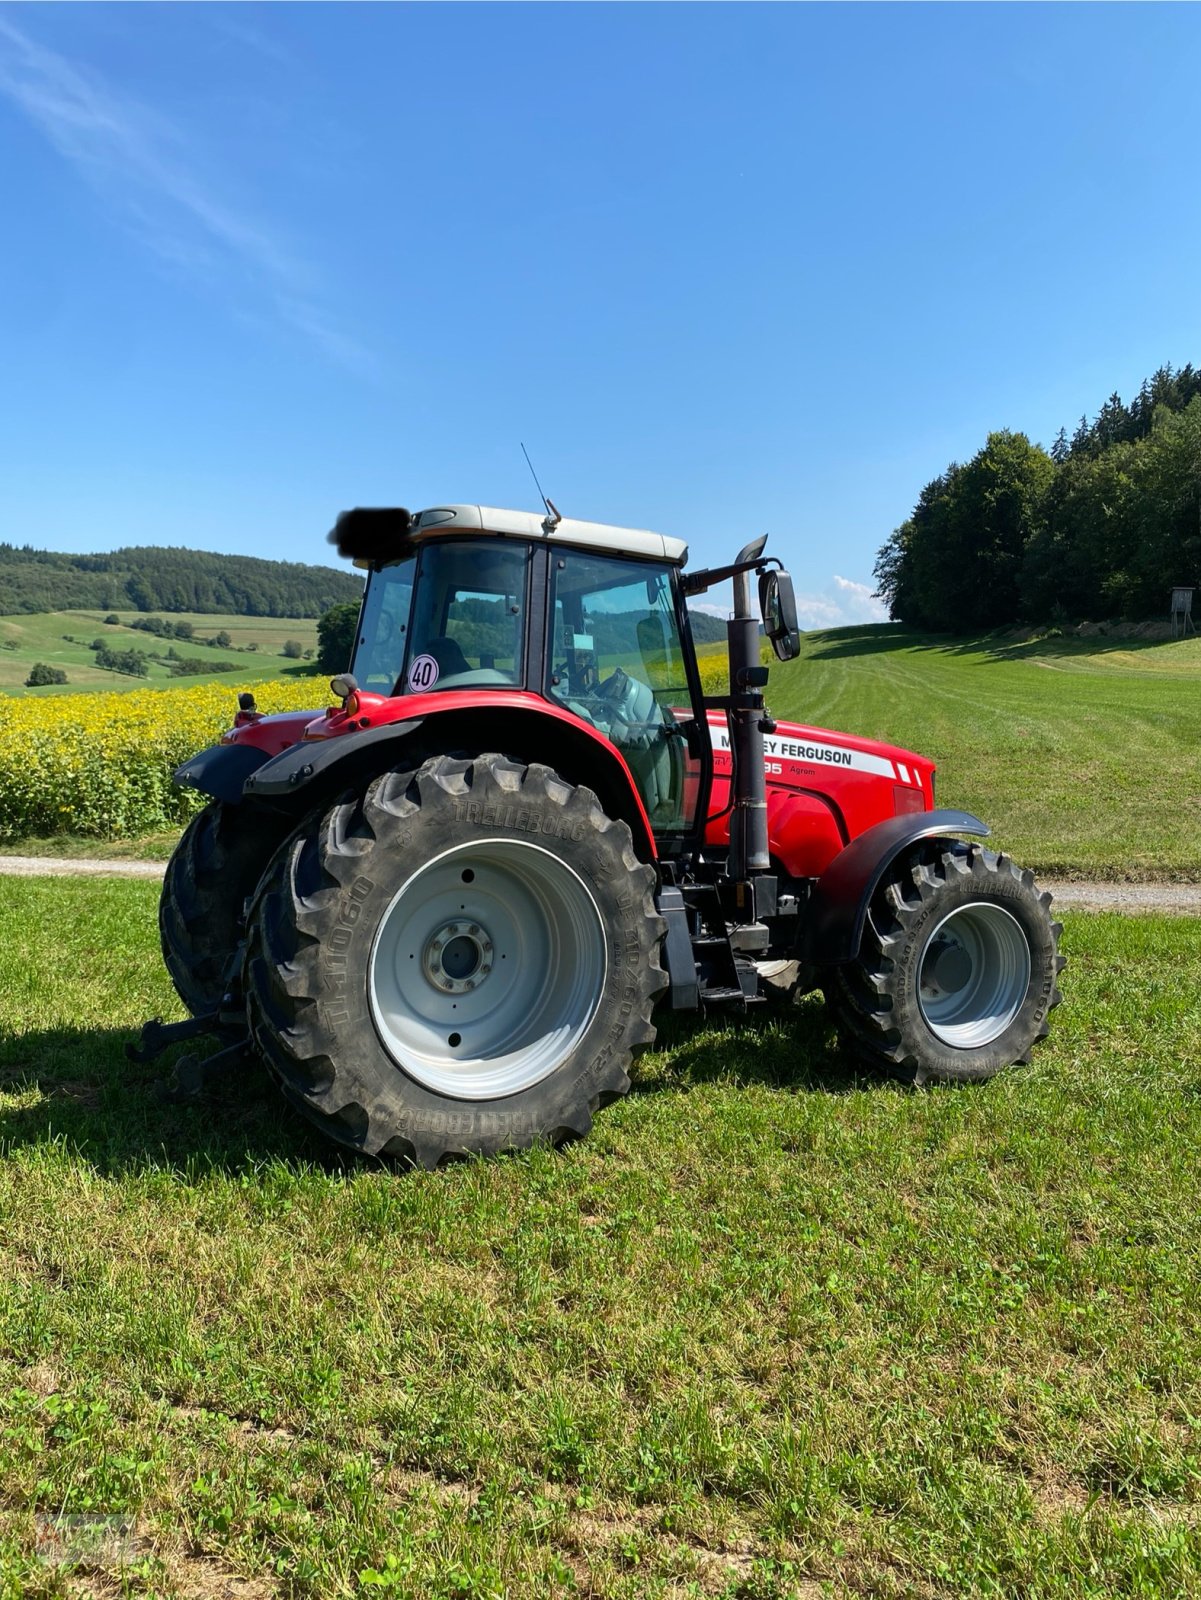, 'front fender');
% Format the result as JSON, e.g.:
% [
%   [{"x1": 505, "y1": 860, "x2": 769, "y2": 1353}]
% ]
[{"x1": 802, "y1": 809, "x2": 990, "y2": 963}]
